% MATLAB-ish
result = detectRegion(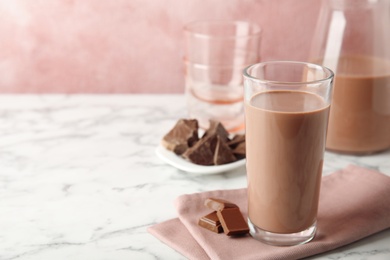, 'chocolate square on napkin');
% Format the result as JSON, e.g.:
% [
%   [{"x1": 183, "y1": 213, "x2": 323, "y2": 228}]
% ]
[{"x1": 148, "y1": 165, "x2": 390, "y2": 260}]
